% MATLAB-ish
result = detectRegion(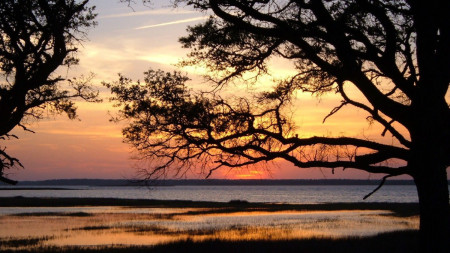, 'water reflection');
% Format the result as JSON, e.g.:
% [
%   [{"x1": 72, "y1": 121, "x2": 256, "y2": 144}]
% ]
[{"x1": 0, "y1": 206, "x2": 418, "y2": 250}]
